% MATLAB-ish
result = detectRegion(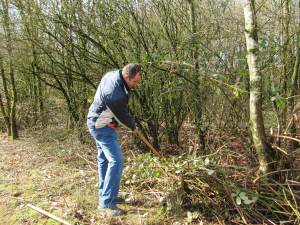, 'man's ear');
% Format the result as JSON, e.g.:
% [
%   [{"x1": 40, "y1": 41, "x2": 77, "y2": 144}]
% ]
[{"x1": 124, "y1": 73, "x2": 130, "y2": 81}]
